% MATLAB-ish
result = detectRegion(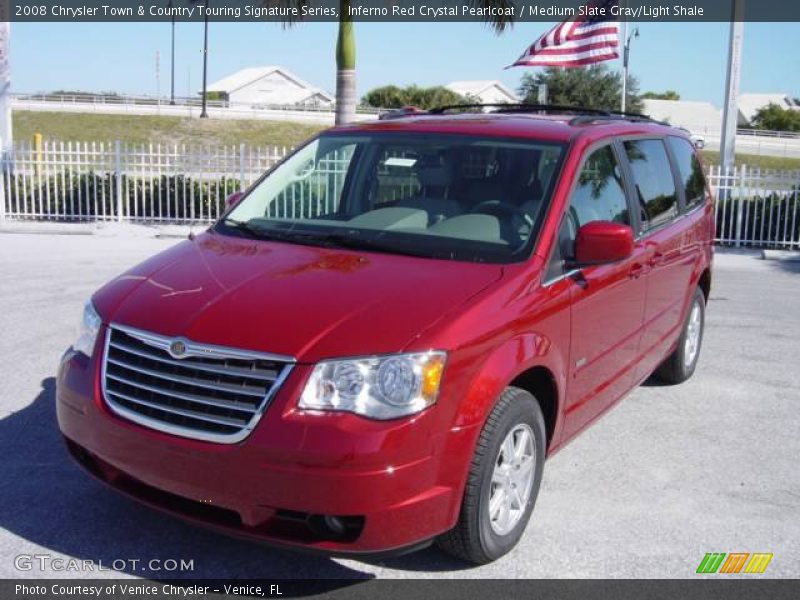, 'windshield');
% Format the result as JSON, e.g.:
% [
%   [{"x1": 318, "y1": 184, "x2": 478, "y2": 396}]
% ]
[{"x1": 218, "y1": 132, "x2": 566, "y2": 263}]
